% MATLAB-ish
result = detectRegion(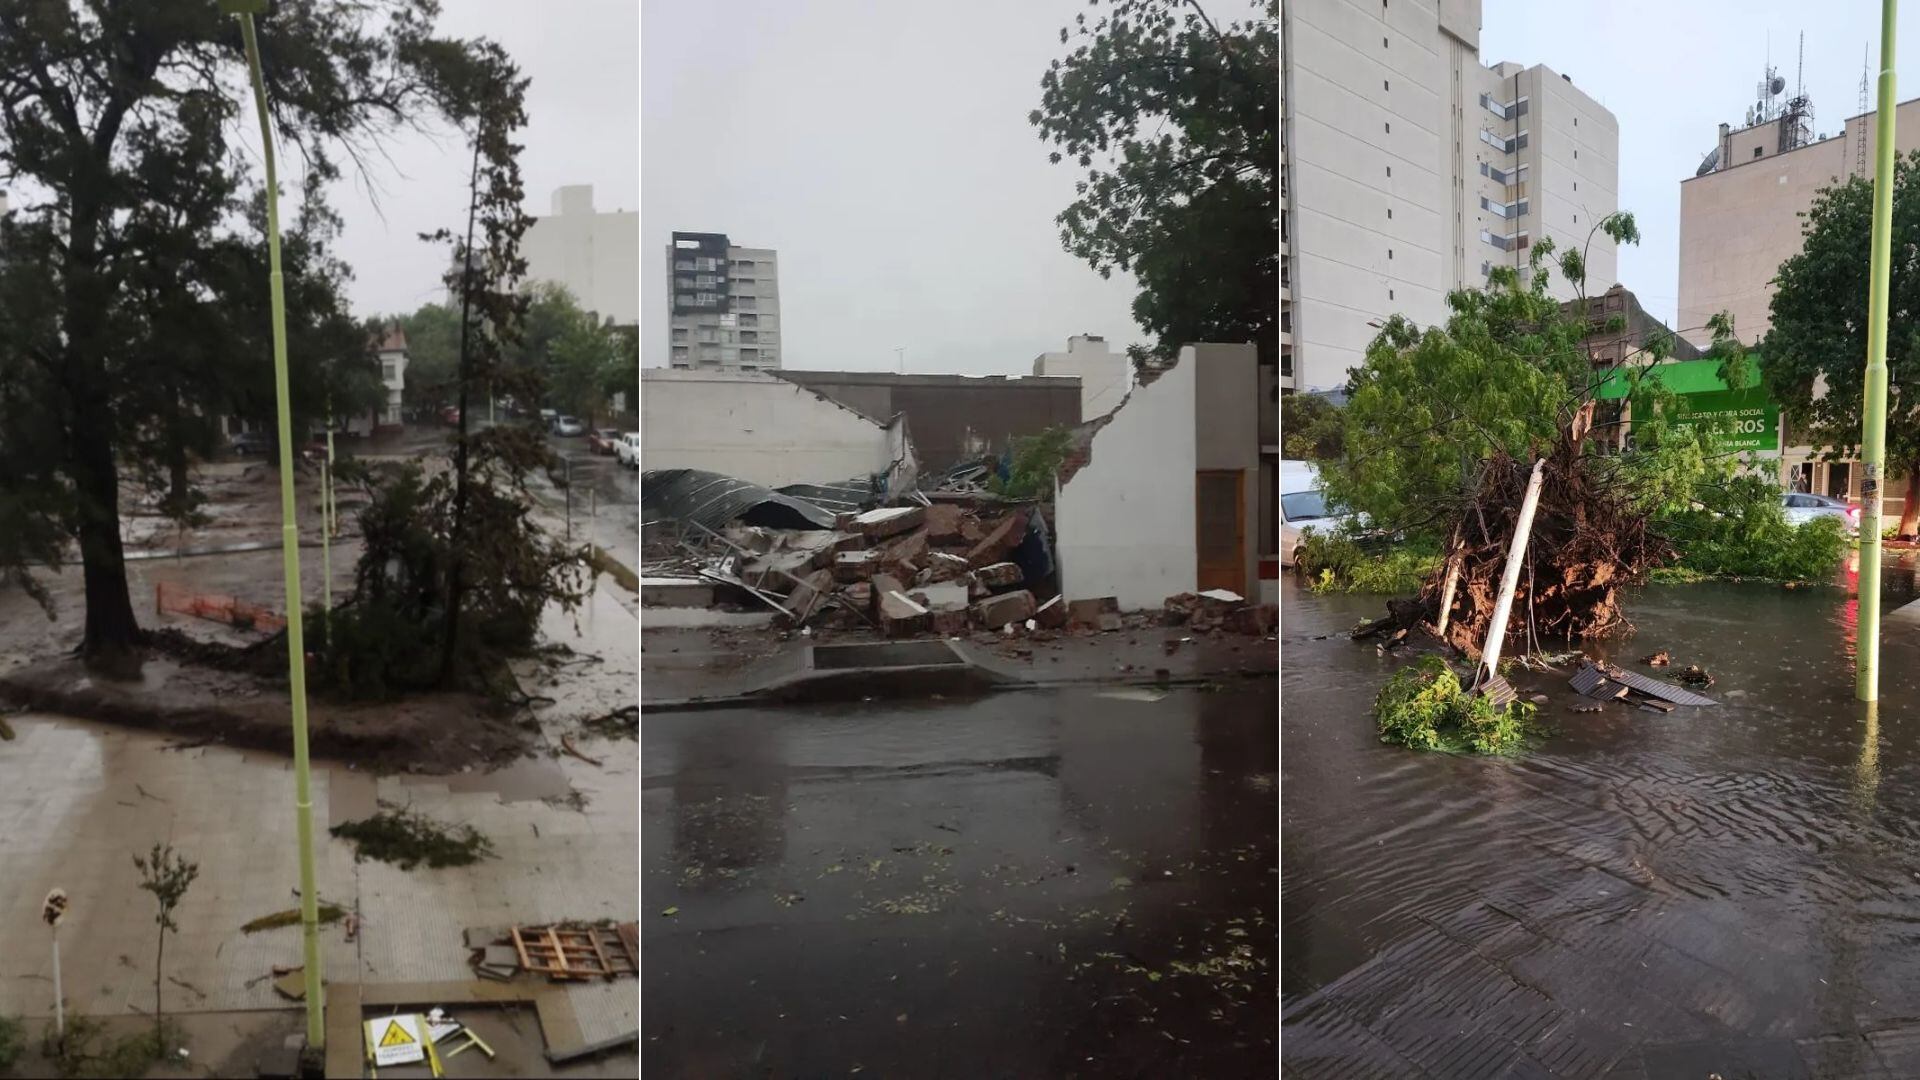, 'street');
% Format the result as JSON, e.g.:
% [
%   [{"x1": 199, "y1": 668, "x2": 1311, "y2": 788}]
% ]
[
  {"x1": 642, "y1": 684, "x2": 1277, "y2": 1077},
  {"x1": 1284, "y1": 566, "x2": 1920, "y2": 1078}
]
